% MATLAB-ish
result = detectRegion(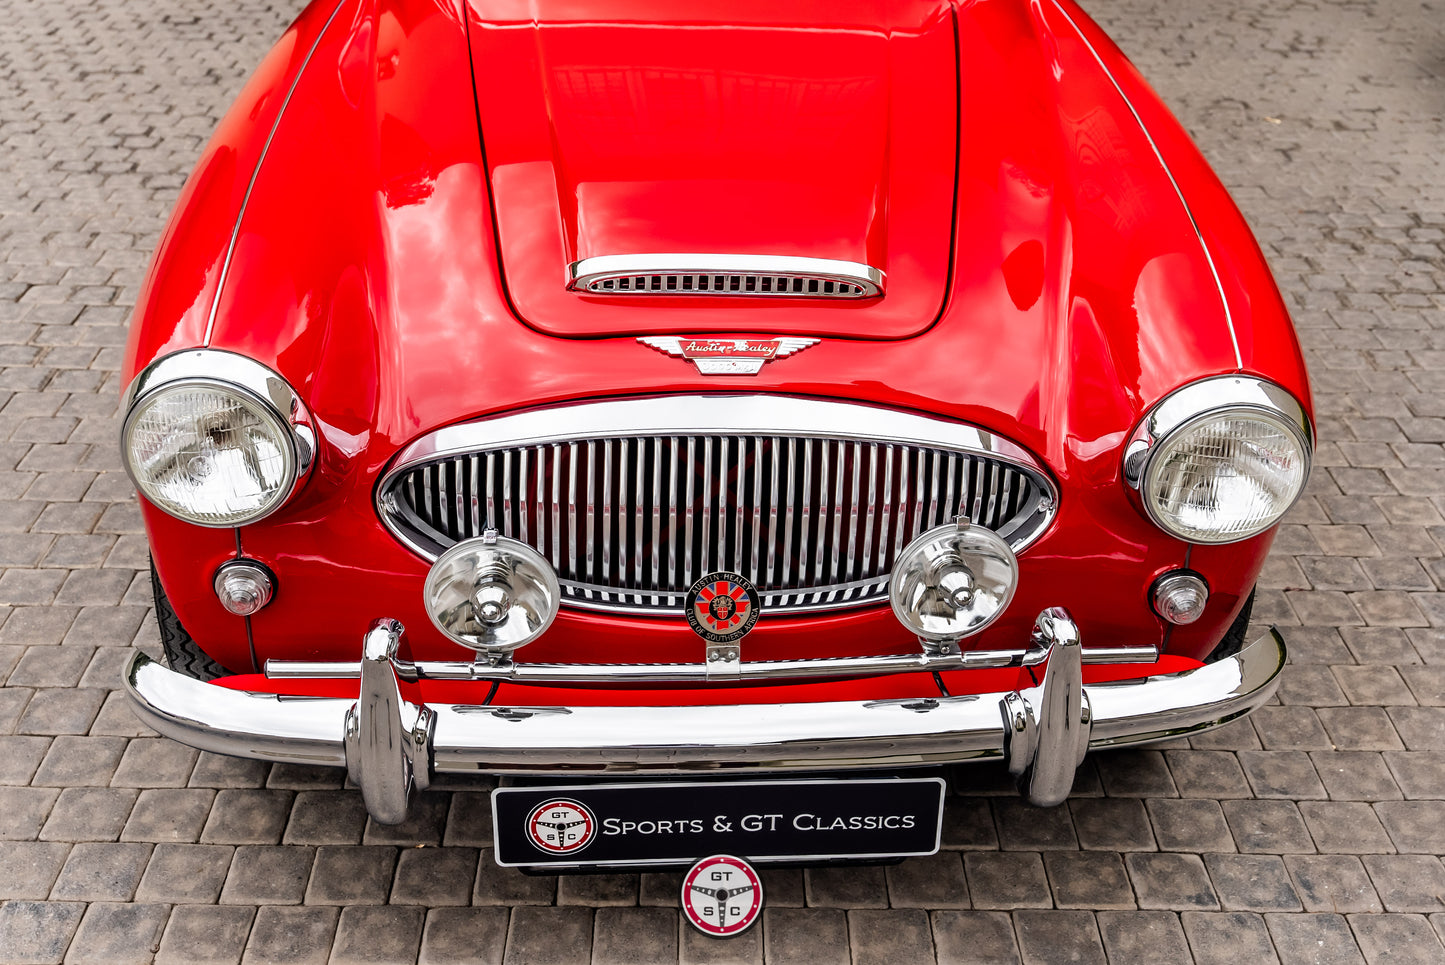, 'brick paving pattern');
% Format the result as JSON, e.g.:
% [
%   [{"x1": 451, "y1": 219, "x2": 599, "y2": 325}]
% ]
[{"x1": 0, "y1": 0, "x2": 1442, "y2": 960}]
